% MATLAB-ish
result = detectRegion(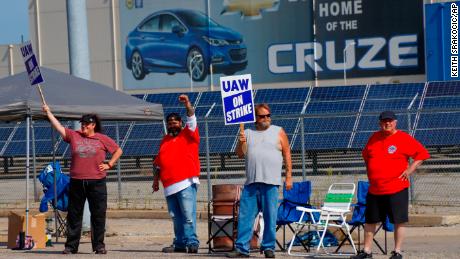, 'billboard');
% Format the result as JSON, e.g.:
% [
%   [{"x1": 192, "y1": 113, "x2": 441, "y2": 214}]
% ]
[
  {"x1": 425, "y1": 1, "x2": 459, "y2": 81},
  {"x1": 119, "y1": 0, "x2": 424, "y2": 90},
  {"x1": 119, "y1": 0, "x2": 314, "y2": 90},
  {"x1": 314, "y1": 0, "x2": 425, "y2": 80}
]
